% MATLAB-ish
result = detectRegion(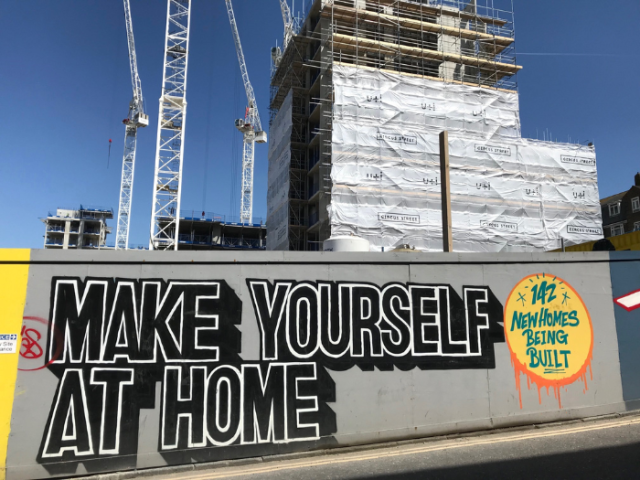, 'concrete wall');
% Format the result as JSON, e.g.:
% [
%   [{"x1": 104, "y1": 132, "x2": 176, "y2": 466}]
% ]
[{"x1": 1, "y1": 249, "x2": 639, "y2": 480}]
